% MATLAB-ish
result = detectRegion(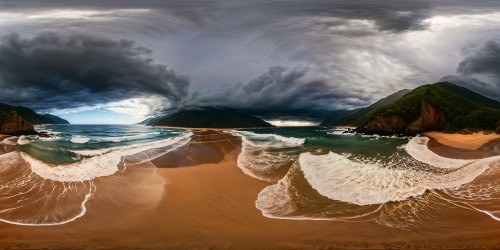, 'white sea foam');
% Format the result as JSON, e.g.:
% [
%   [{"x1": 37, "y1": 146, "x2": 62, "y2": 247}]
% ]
[
  {"x1": 236, "y1": 137, "x2": 296, "y2": 182},
  {"x1": 256, "y1": 174, "x2": 297, "y2": 217},
  {"x1": 0, "y1": 152, "x2": 95, "y2": 226},
  {"x1": 97, "y1": 132, "x2": 161, "y2": 143},
  {"x1": 405, "y1": 136, "x2": 474, "y2": 169},
  {"x1": 70, "y1": 136, "x2": 90, "y2": 144},
  {"x1": 22, "y1": 132, "x2": 192, "y2": 182},
  {"x1": 230, "y1": 130, "x2": 305, "y2": 147},
  {"x1": 298, "y1": 151, "x2": 499, "y2": 206},
  {"x1": 327, "y1": 128, "x2": 356, "y2": 136},
  {"x1": 39, "y1": 136, "x2": 62, "y2": 141},
  {"x1": 228, "y1": 130, "x2": 299, "y2": 182},
  {"x1": 17, "y1": 135, "x2": 35, "y2": 145},
  {"x1": 1, "y1": 136, "x2": 18, "y2": 145}
]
